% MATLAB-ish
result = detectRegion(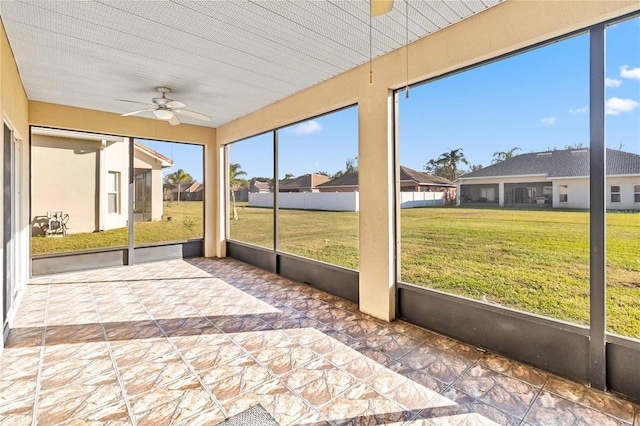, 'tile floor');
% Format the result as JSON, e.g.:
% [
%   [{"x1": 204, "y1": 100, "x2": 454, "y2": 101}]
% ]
[{"x1": 1, "y1": 257, "x2": 638, "y2": 425}]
